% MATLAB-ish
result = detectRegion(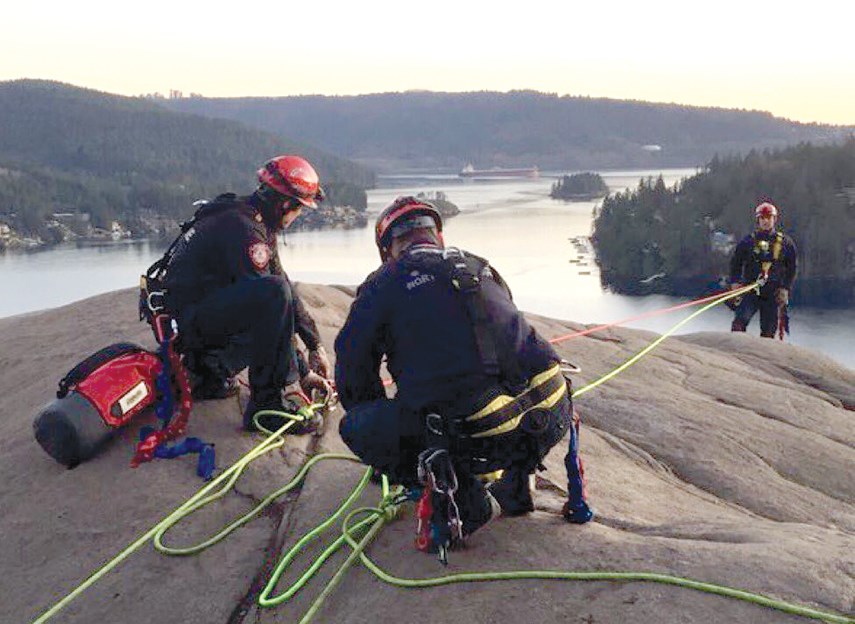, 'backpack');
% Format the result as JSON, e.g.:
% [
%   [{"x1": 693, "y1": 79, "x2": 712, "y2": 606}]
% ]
[{"x1": 139, "y1": 194, "x2": 240, "y2": 328}]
